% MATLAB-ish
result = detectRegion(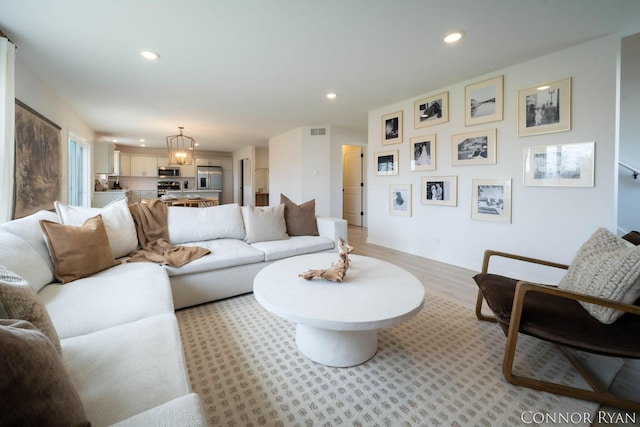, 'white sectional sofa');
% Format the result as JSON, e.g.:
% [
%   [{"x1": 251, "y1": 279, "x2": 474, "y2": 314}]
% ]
[{"x1": 0, "y1": 198, "x2": 347, "y2": 426}]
